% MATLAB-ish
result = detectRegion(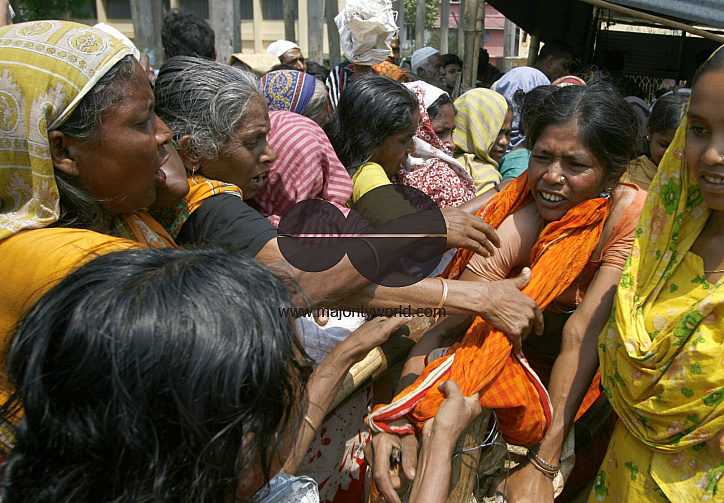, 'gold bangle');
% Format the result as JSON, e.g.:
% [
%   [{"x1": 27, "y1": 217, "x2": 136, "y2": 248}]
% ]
[
  {"x1": 436, "y1": 277, "x2": 448, "y2": 310},
  {"x1": 303, "y1": 414, "x2": 318, "y2": 434}
]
